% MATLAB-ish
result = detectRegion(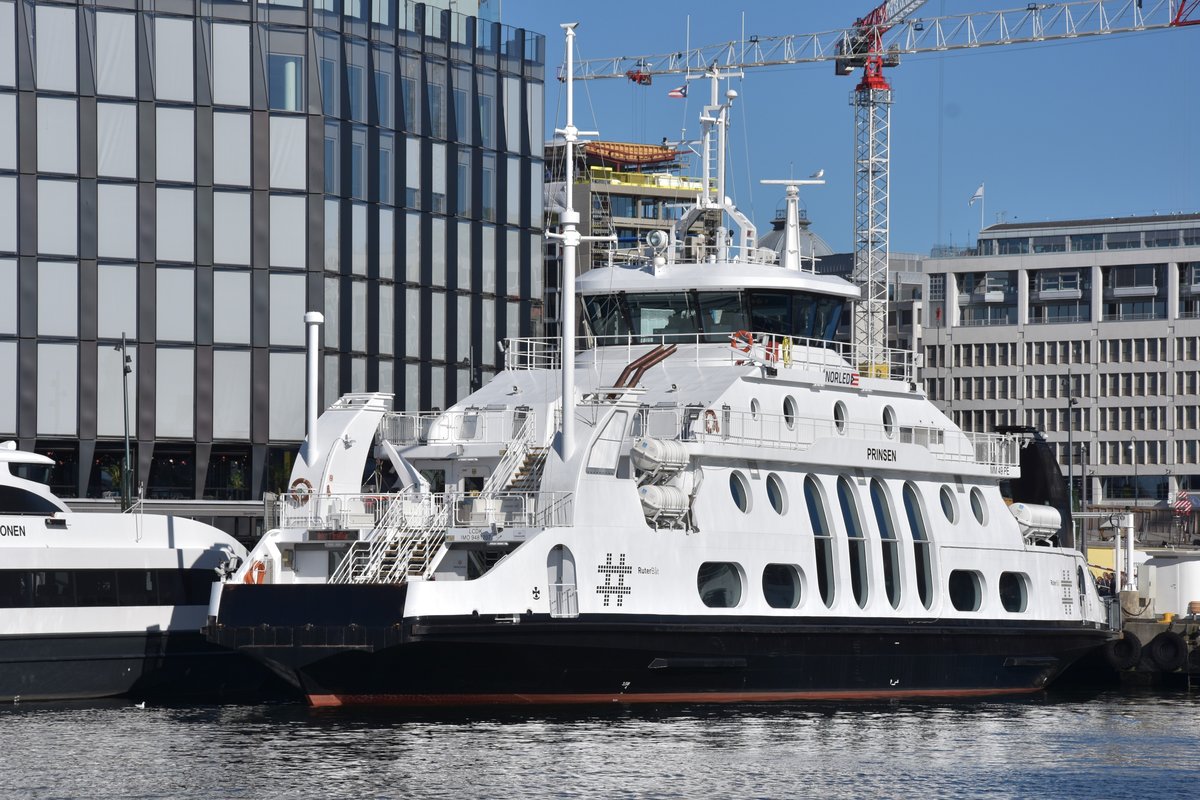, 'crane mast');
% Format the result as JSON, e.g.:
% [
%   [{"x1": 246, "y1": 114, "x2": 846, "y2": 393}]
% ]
[
  {"x1": 565, "y1": 0, "x2": 1198, "y2": 365},
  {"x1": 841, "y1": 0, "x2": 928, "y2": 371}
]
